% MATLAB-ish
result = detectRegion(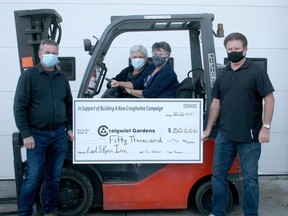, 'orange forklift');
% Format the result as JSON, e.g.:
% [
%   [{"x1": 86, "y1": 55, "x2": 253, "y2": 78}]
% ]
[{"x1": 12, "y1": 9, "x2": 243, "y2": 216}]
